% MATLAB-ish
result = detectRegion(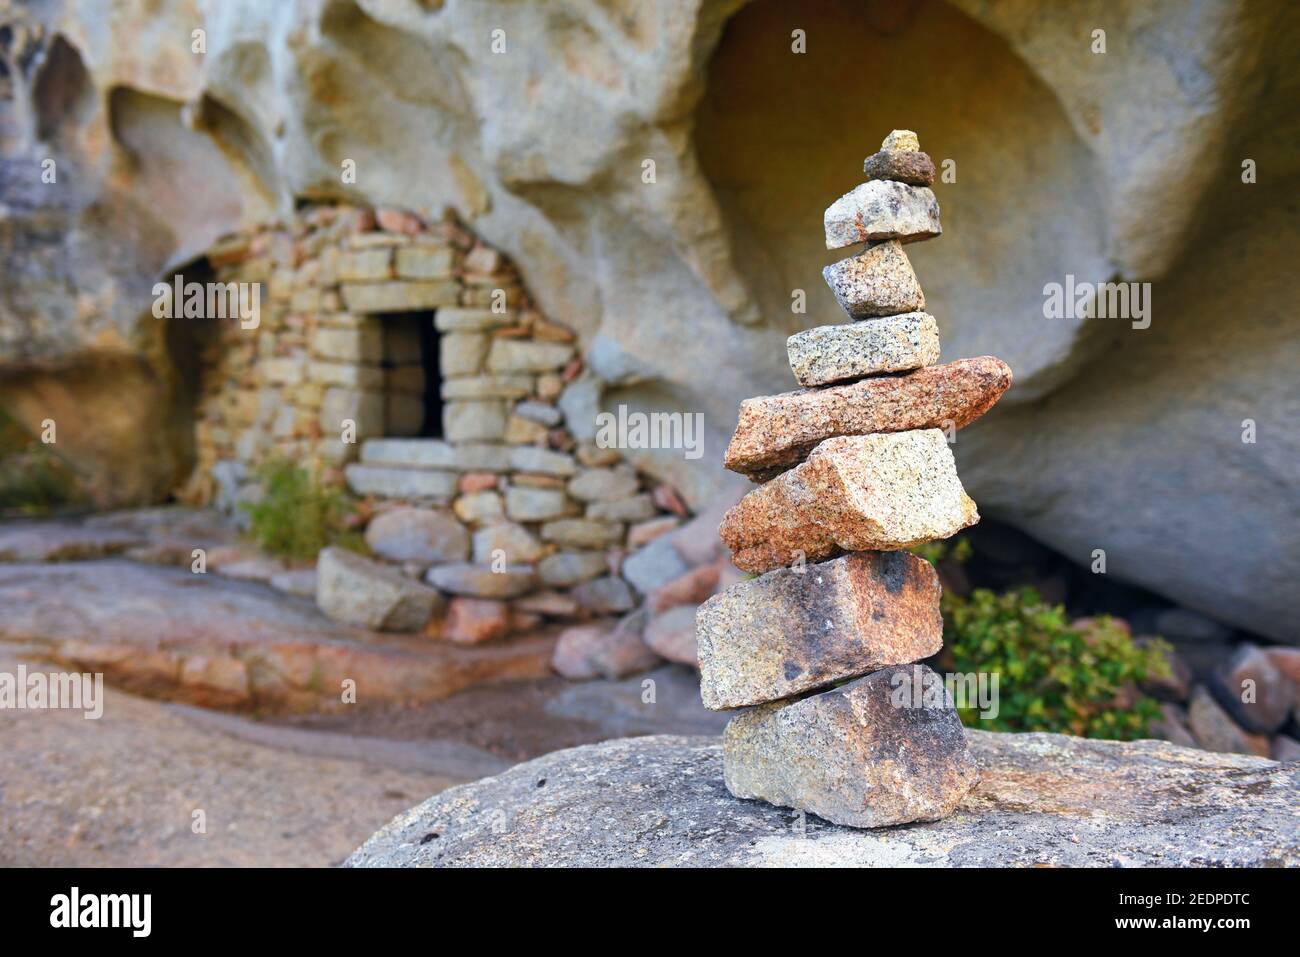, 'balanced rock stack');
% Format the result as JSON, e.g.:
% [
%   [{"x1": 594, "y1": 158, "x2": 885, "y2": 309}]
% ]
[{"x1": 695, "y1": 130, "x2": 1013, "y2": 828}]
